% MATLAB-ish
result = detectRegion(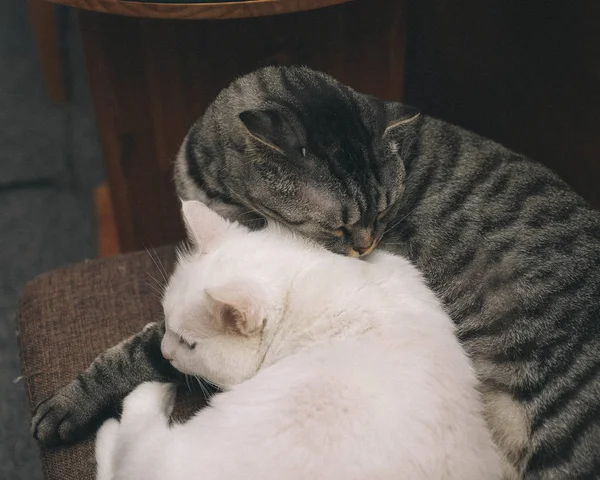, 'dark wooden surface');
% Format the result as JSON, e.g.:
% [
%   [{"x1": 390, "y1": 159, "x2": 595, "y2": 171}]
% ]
[
  {"x1": 44, "y1": 0, "x2": 354, "y2": 20},
  {"x1": 78, "y1": 0, "x2": 407, "y2": 252},
  {"x1": 405, "y1": 0, "x2": 600, "y2": 210},
  {"x1": 28, "y1": 0, "x2": 67, "y2": 104}
]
